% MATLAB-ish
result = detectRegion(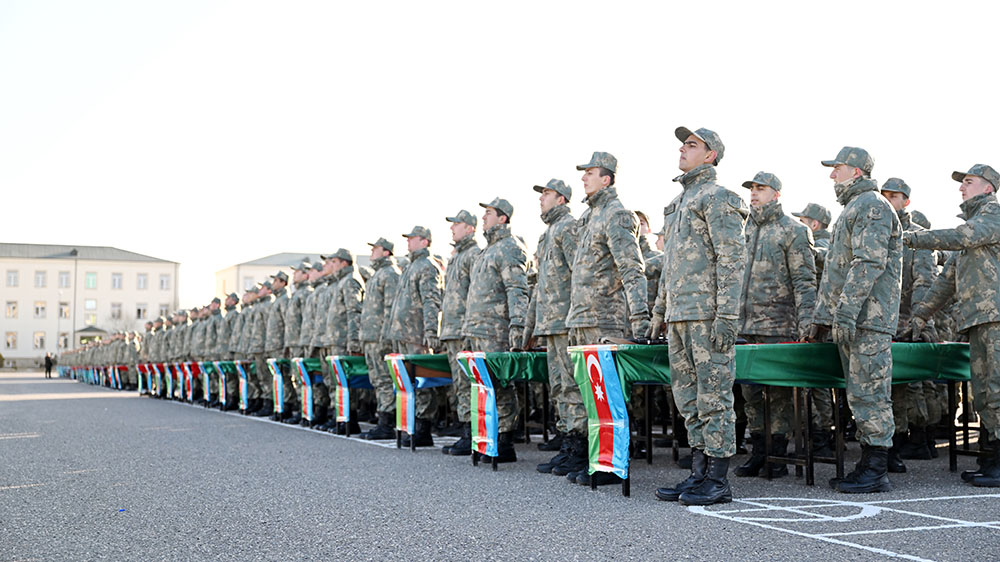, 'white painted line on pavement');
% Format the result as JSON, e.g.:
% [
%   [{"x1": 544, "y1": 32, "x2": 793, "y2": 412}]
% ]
[
  {"x1": 0, "y1": 483, "x2": 44, "y2": 491},
  {"x1": 0, "y1": 432, "x2": 40, "y2": 440},
  {"x1": 819, "y1": 521, "x2": 1000, "y2": 538}
]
